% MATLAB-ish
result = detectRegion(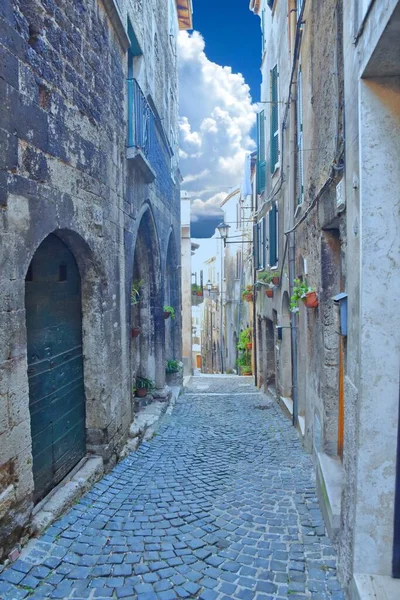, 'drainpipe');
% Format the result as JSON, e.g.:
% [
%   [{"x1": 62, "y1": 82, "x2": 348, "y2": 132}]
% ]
[{"x1": 289, "y1": 0, "x2": 299, "y2": 427}]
